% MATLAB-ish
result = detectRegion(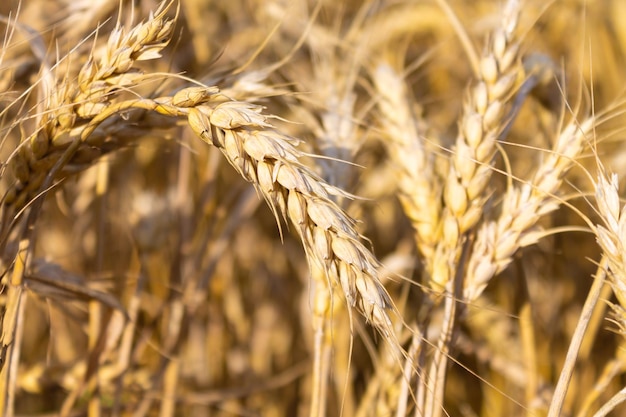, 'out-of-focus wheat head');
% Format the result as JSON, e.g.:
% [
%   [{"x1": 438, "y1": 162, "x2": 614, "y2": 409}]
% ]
[{"x1": 428, "y1": 0, "x2": 524, "y2": 292}]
